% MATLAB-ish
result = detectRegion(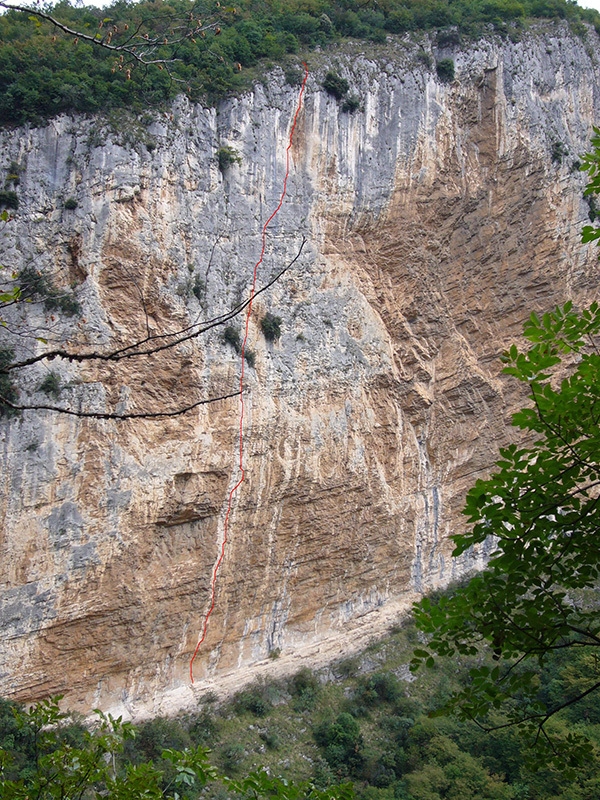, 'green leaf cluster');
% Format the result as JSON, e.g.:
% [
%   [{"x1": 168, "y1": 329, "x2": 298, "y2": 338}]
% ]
[
  {"x1": 435, "y1": 58, "x2": 454, "y2": 82},
  {"x1": 17, "y1": 266, "x2": 81, "y2": 316},
  {"x1": 38, "y1": 371, "x2": 62, "y2": 399},
  {"x1": 581, "y1": 126, "x2": 600, "y2": 246},
  {"x1": 0, "y1": 347, "x2": 18, "y2": 417},
  {"x1": 260, "y1": 311, "x2": 282, "y2": 342},
  {"x1": 314, "y1": 713, "x2": 365, "y2": 777},
  {"x1": 0, "y1": 192, "x2": 18, "y2": 210},
  {"x1": 217, "y1": 146, "x2": 242, "y2": 171},
  {"x1": 322, "y1": 72, "x2": 349, "y2": 100},
  {"x1": 411, "y1": 299, "x2": 600, "y2": 769}
]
